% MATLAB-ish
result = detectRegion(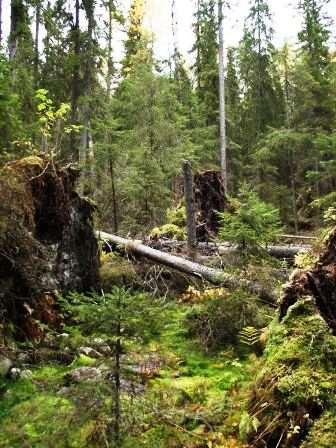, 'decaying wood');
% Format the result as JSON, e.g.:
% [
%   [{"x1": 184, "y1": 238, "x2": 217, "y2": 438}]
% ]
[
  {"x1": 97, "y1": 231, "x2": 276, "y2": 303},
  {"x1": 279, "y1": 234, "x2": 317, "y2": 241},
  {"x1": 194, "y1": 171, "x2": 227, "y2": 241},
  {"x1": 279, "y1": 226, "x2": 336, "y2": 332},
  {"x1": 182, "y1": 161, "x2": 197, "y2": 260},
  {"x1": 147, "y1": 239, "x2": 310, "y2": 260}
]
